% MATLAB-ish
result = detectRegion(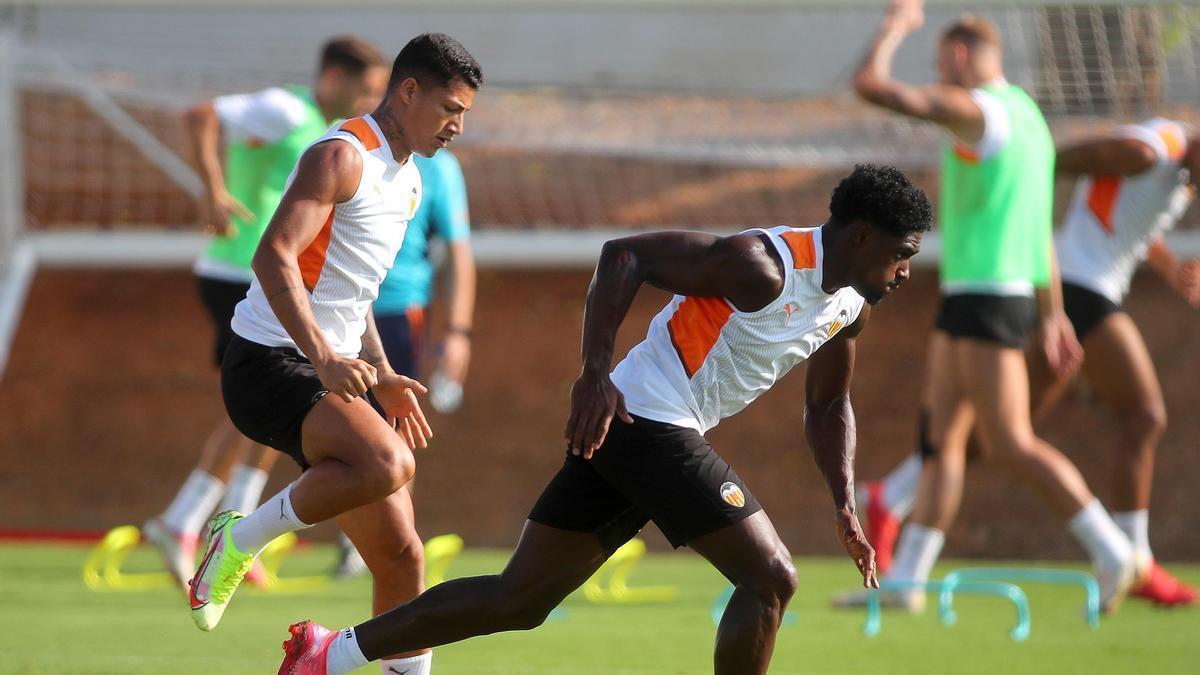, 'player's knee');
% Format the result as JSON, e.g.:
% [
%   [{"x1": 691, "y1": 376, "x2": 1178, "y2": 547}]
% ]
[
  {"x1": 741, "y1": 550, "x2": 797, "y2": 608},
  {"x1": 1123, "y1": 402, "x2": 1167, "y2": 444},
  {"x1": 364, "y1": 440, "x2": 416, "y2": 497}
]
